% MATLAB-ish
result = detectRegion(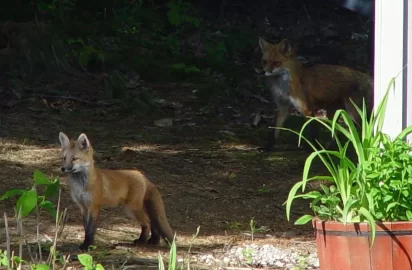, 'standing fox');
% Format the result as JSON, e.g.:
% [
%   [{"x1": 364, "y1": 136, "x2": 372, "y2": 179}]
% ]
[
  {"x1": 258, "y1": 37, "x2": 373, "y2": 151},
  {"x1": 58, "y1": 132, "x2": 175, "y2": 250}
]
